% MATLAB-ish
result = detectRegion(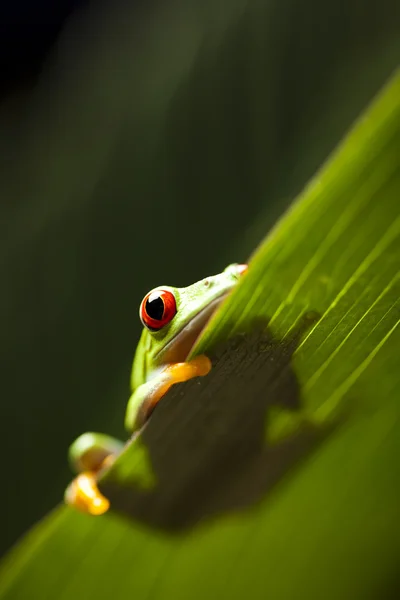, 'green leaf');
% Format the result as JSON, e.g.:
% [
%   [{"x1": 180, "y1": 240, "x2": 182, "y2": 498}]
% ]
[{"x1": 1, "y1": 70, "x2": 399, "y2": 600}]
